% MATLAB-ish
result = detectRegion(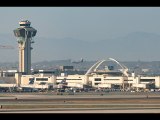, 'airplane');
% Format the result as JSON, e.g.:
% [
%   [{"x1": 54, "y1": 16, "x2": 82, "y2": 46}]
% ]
[{"x1": 71, "y1": 58, "x2": 84, "y2": 64}]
